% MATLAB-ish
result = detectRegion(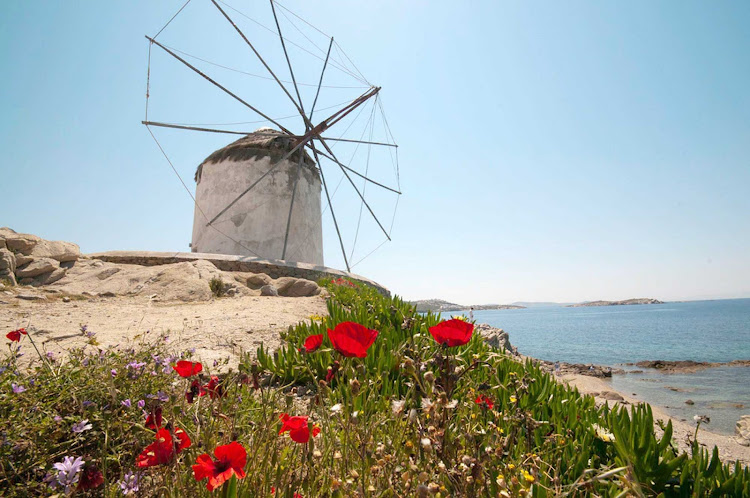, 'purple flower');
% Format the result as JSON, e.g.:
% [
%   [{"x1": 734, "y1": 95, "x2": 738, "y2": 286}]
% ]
[
  {"x1": 121, "y1": 399, "x2": 131, "y2": 408},
  {"x1": 71, "y1": 419, "x2": 92, "y2": 433},
  {"x1": 137, "y1": 399, "x2": 145, "y2": 409},
  {"x1": 126, "y1": 361, "x2": 146, "y2": 370},
  {"x1": 146, "y1": 391, "x2": 169, "y2": 402},
  {"x1": 54, "y1": 415, "x2": 62, "y2": 422},
  {"x1": 11, "y1": 383, "x2": 25, "y2": 394},
  {"x1": 82, "y1": 400, "x2": 95, "y2": 408},
  {"x1": 46, "y1": 352, "x2": 56, "y2": 361},
  {"x1": 52, "y1": 456, "x2": 85, "y2": 493},
  {"x1": 111, "y1": 369, "x2": 117, "y2": 377},
  {"x1": 117, "y1": 471, "x2": 141, "y2": 495}
]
